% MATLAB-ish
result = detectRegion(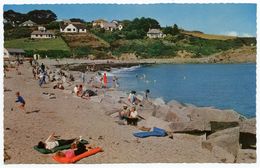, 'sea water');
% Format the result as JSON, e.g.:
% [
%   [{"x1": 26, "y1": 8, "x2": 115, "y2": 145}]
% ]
[{"x1": 111, "y1": 63, "x2": 256, "y2": 118}]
